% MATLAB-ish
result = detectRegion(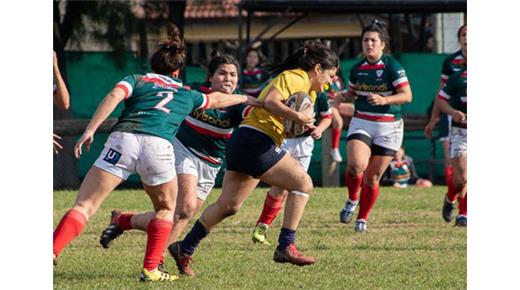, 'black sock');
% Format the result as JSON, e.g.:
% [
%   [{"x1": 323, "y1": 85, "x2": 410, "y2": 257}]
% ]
[
  {"x1": 180, "y1": 220, "x2": 209, "y2": 256},
  {"x1": 278, "y1": 227, "x2": 296, "y2": 249}
]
